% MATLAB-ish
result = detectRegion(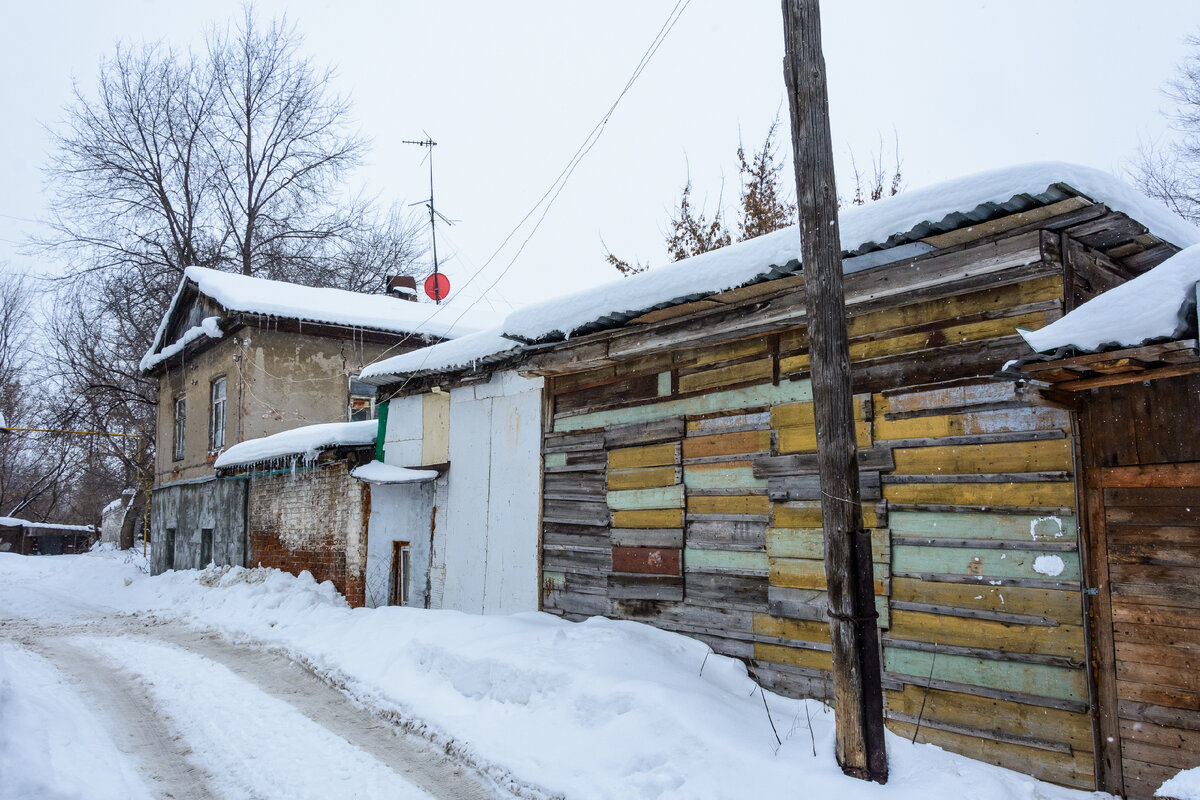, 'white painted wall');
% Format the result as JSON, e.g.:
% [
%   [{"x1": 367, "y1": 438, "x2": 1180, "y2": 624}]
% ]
[
  {"x1": 377, "y1": 369, "x2": 542, "y2": 615},
  {"x1": 364, "y1": 481, "x2": 435, "y2": 608}
]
